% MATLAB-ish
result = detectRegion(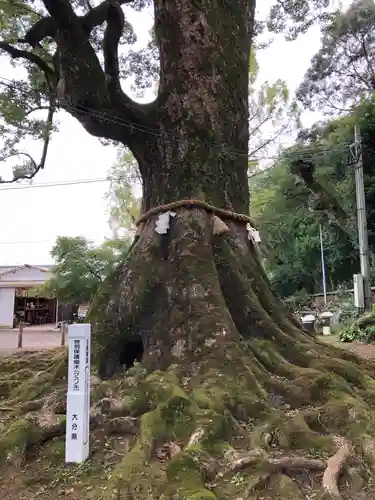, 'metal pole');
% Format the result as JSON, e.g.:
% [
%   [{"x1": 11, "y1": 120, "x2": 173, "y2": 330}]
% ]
[
  {"x1": 354, "y1": 124, "x2": 372, "y2": 311},
  {"x1": 319, "y1": 223, "x2": 327, "y2": 306}
]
